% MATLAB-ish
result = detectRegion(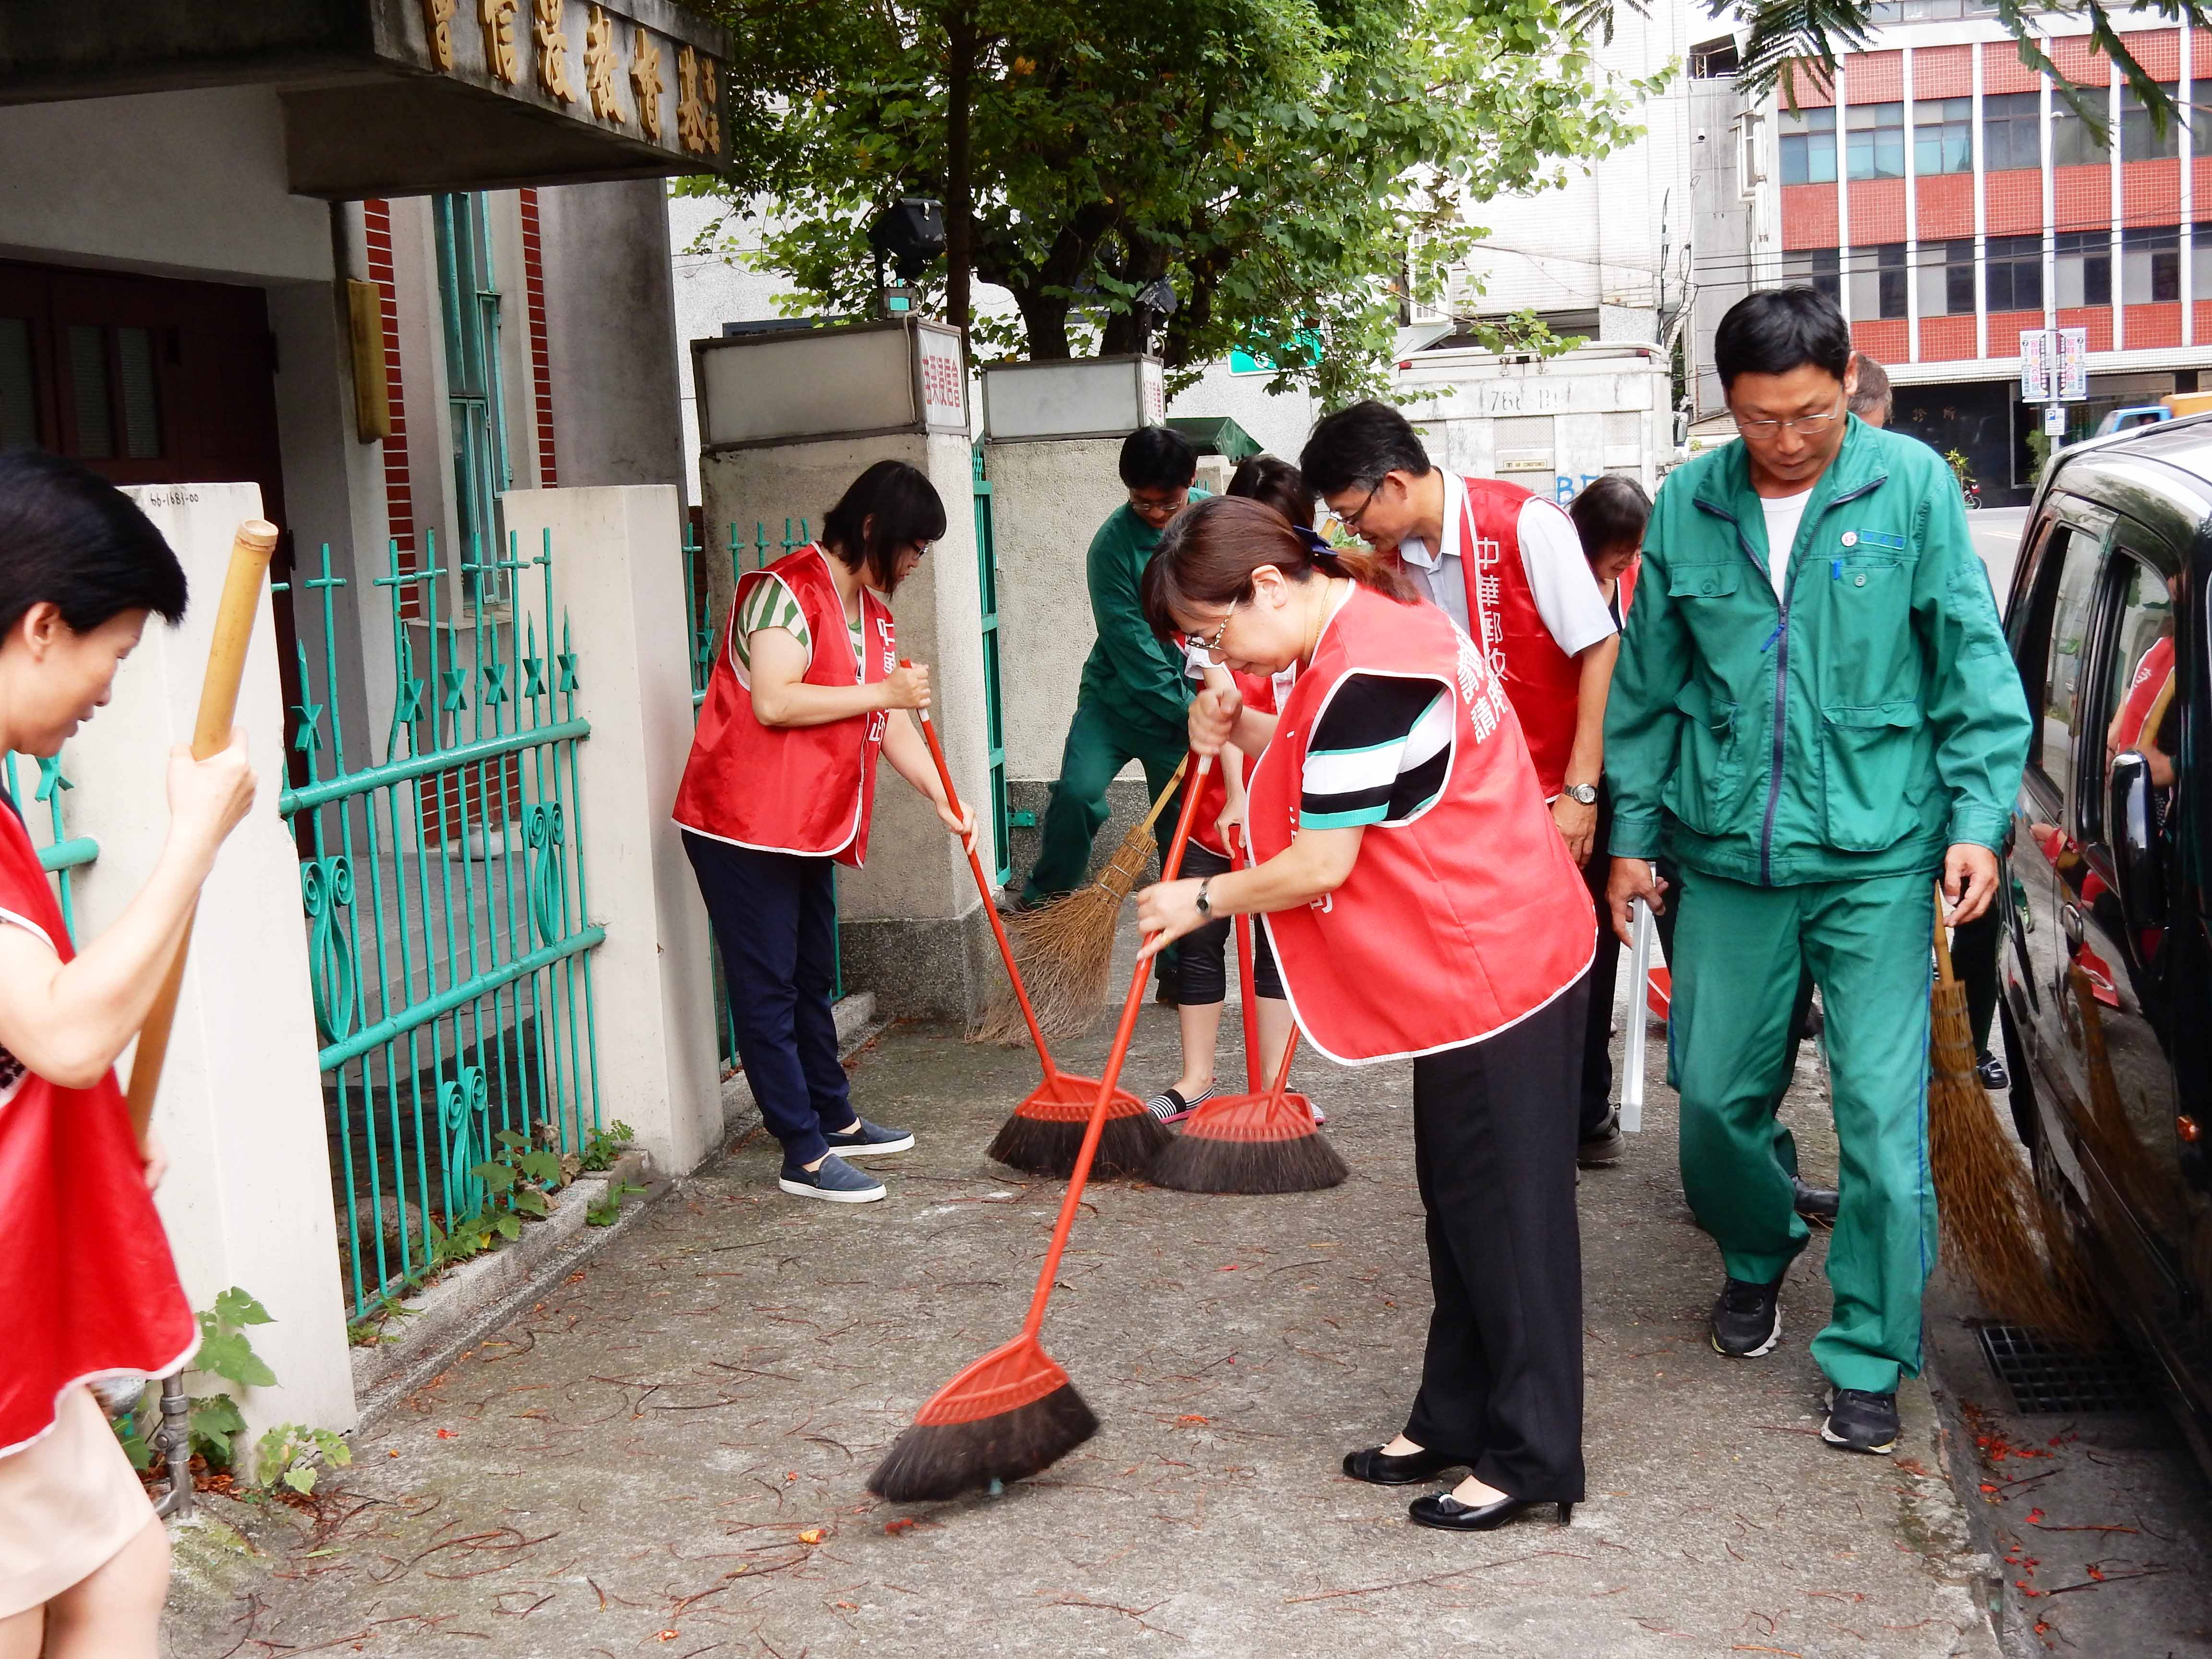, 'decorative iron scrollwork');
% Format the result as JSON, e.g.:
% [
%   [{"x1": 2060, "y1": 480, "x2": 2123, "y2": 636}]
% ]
[{"x1": 300, "y1": 855, "x2": 360, "y2": 1046}]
